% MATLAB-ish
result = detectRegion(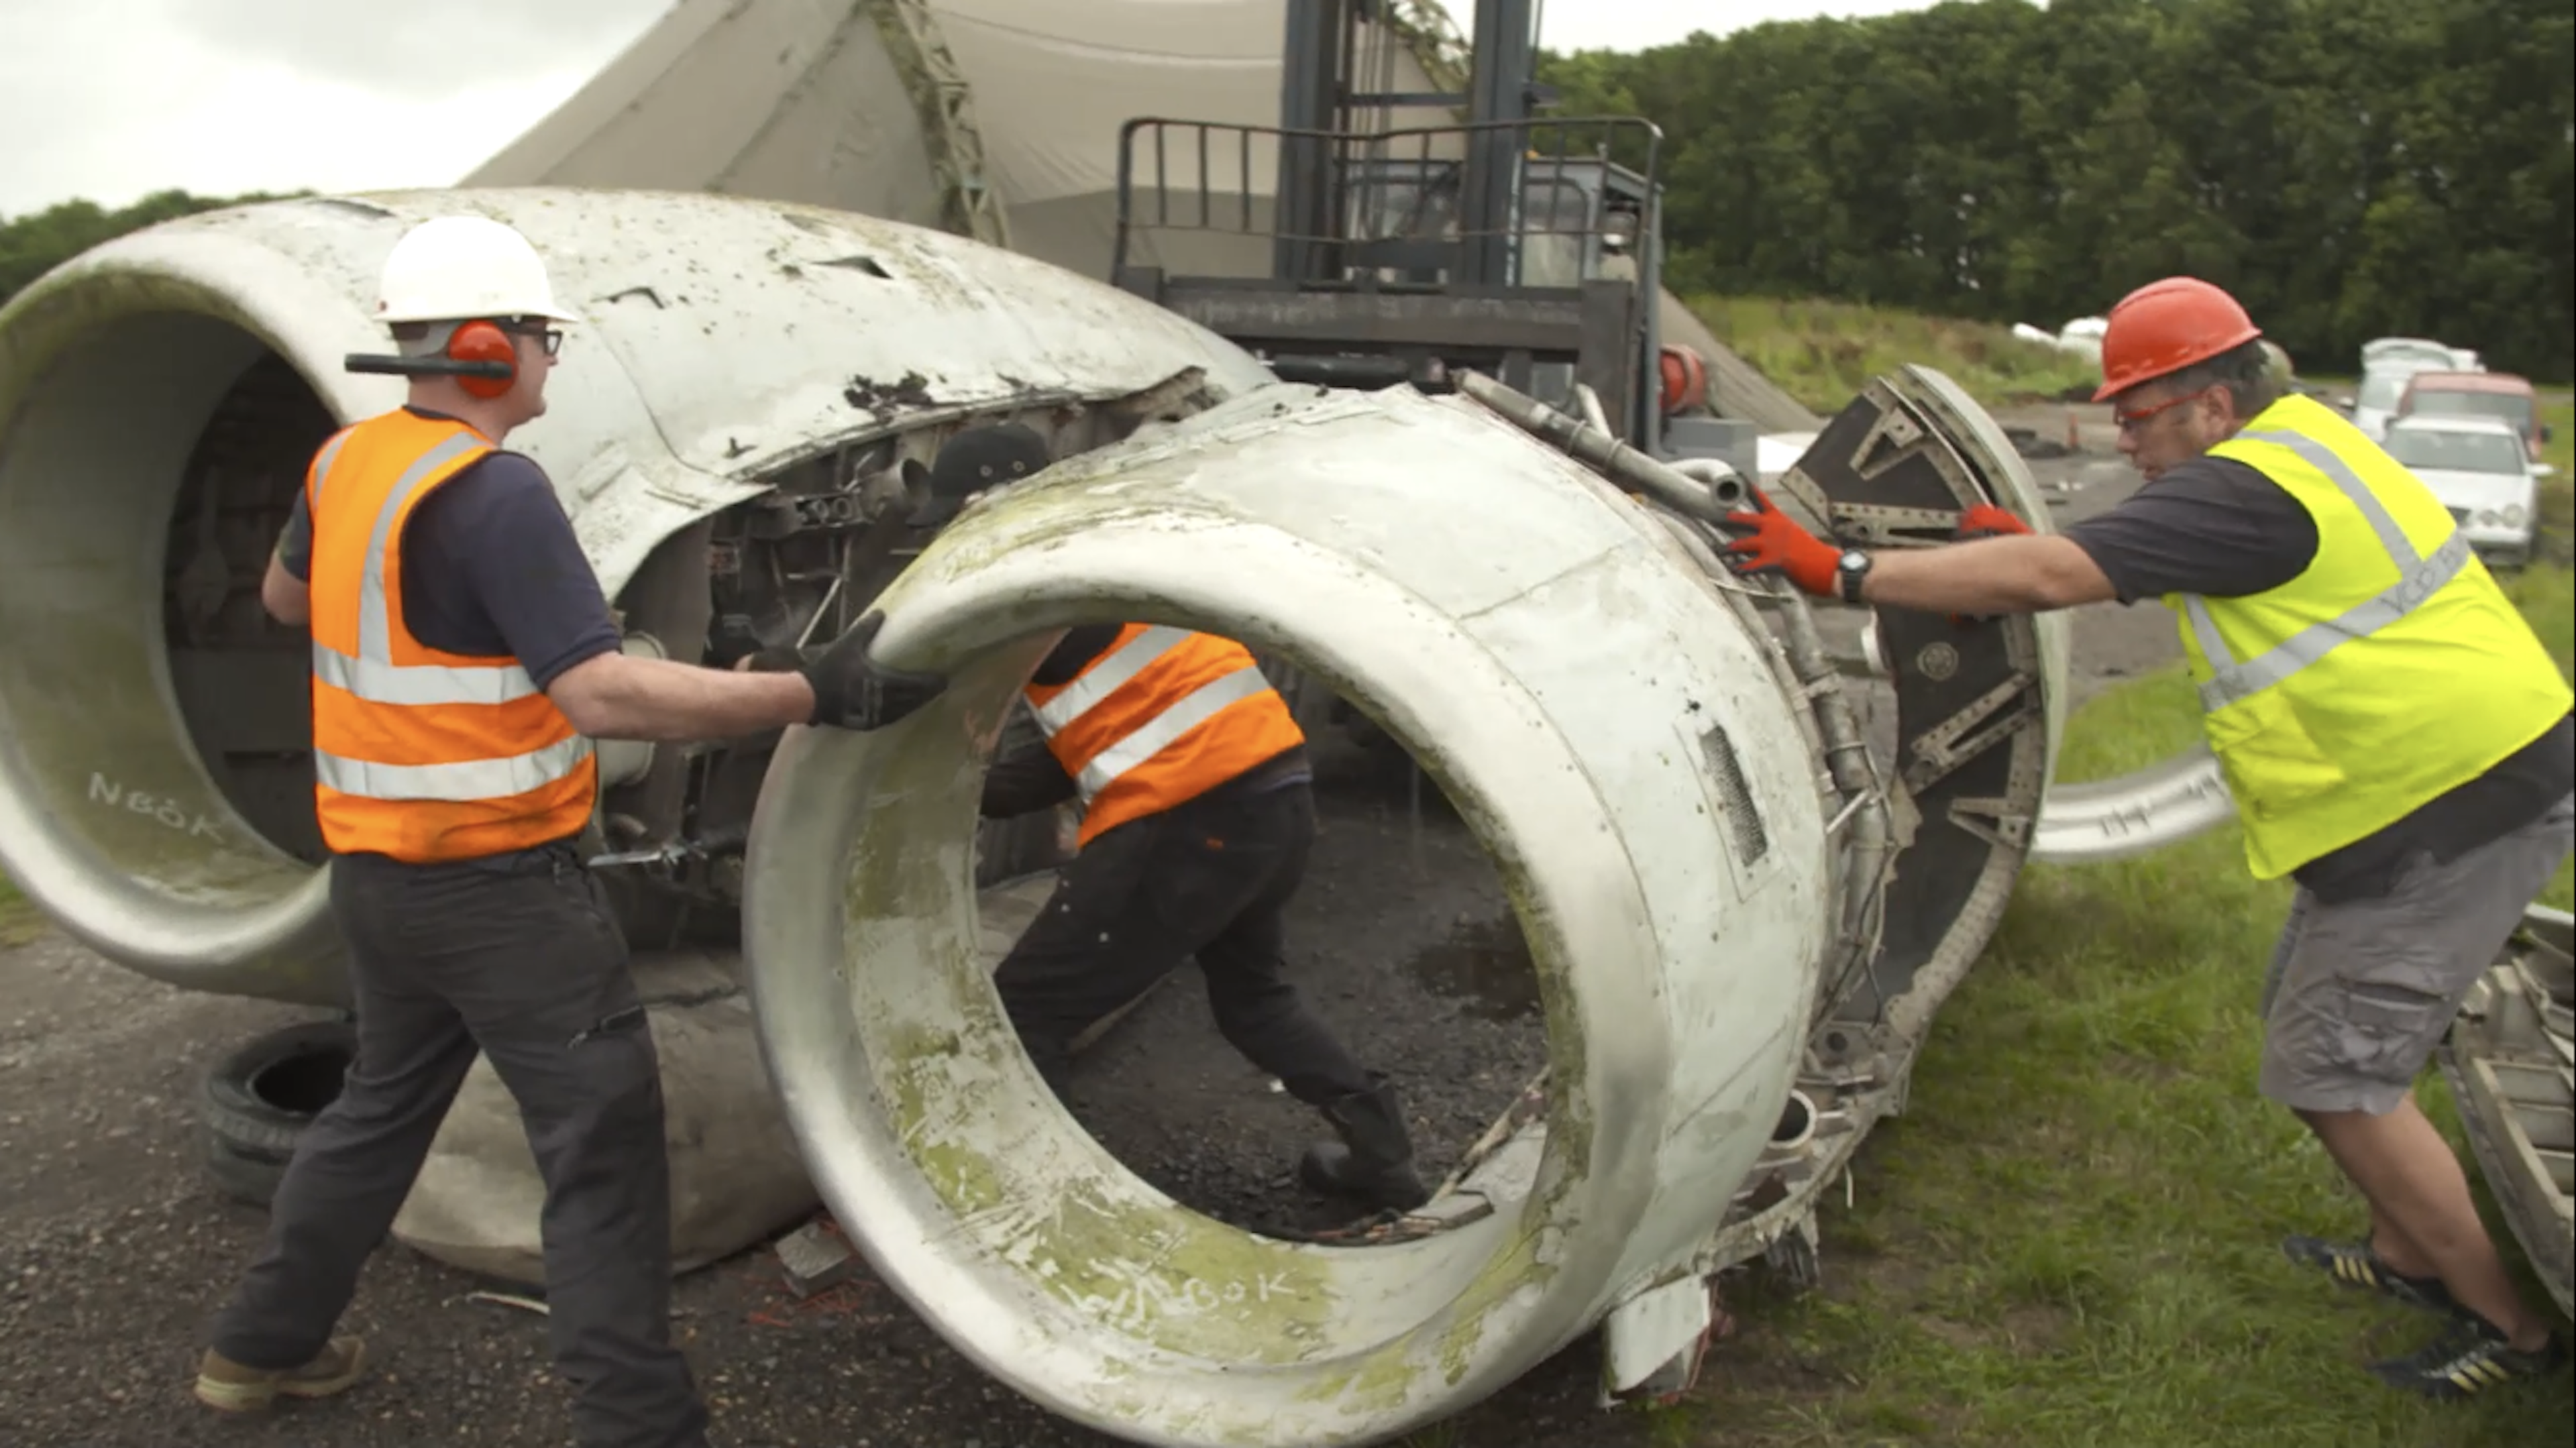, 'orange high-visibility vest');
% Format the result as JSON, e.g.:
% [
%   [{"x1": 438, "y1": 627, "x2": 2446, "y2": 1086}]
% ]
[
  {"x1": 1024, "y1": 625, "x2": 1304, "y2": 846},
  {"x1": 304, "y1": 409, "x2": 597, "y2": 862}
]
